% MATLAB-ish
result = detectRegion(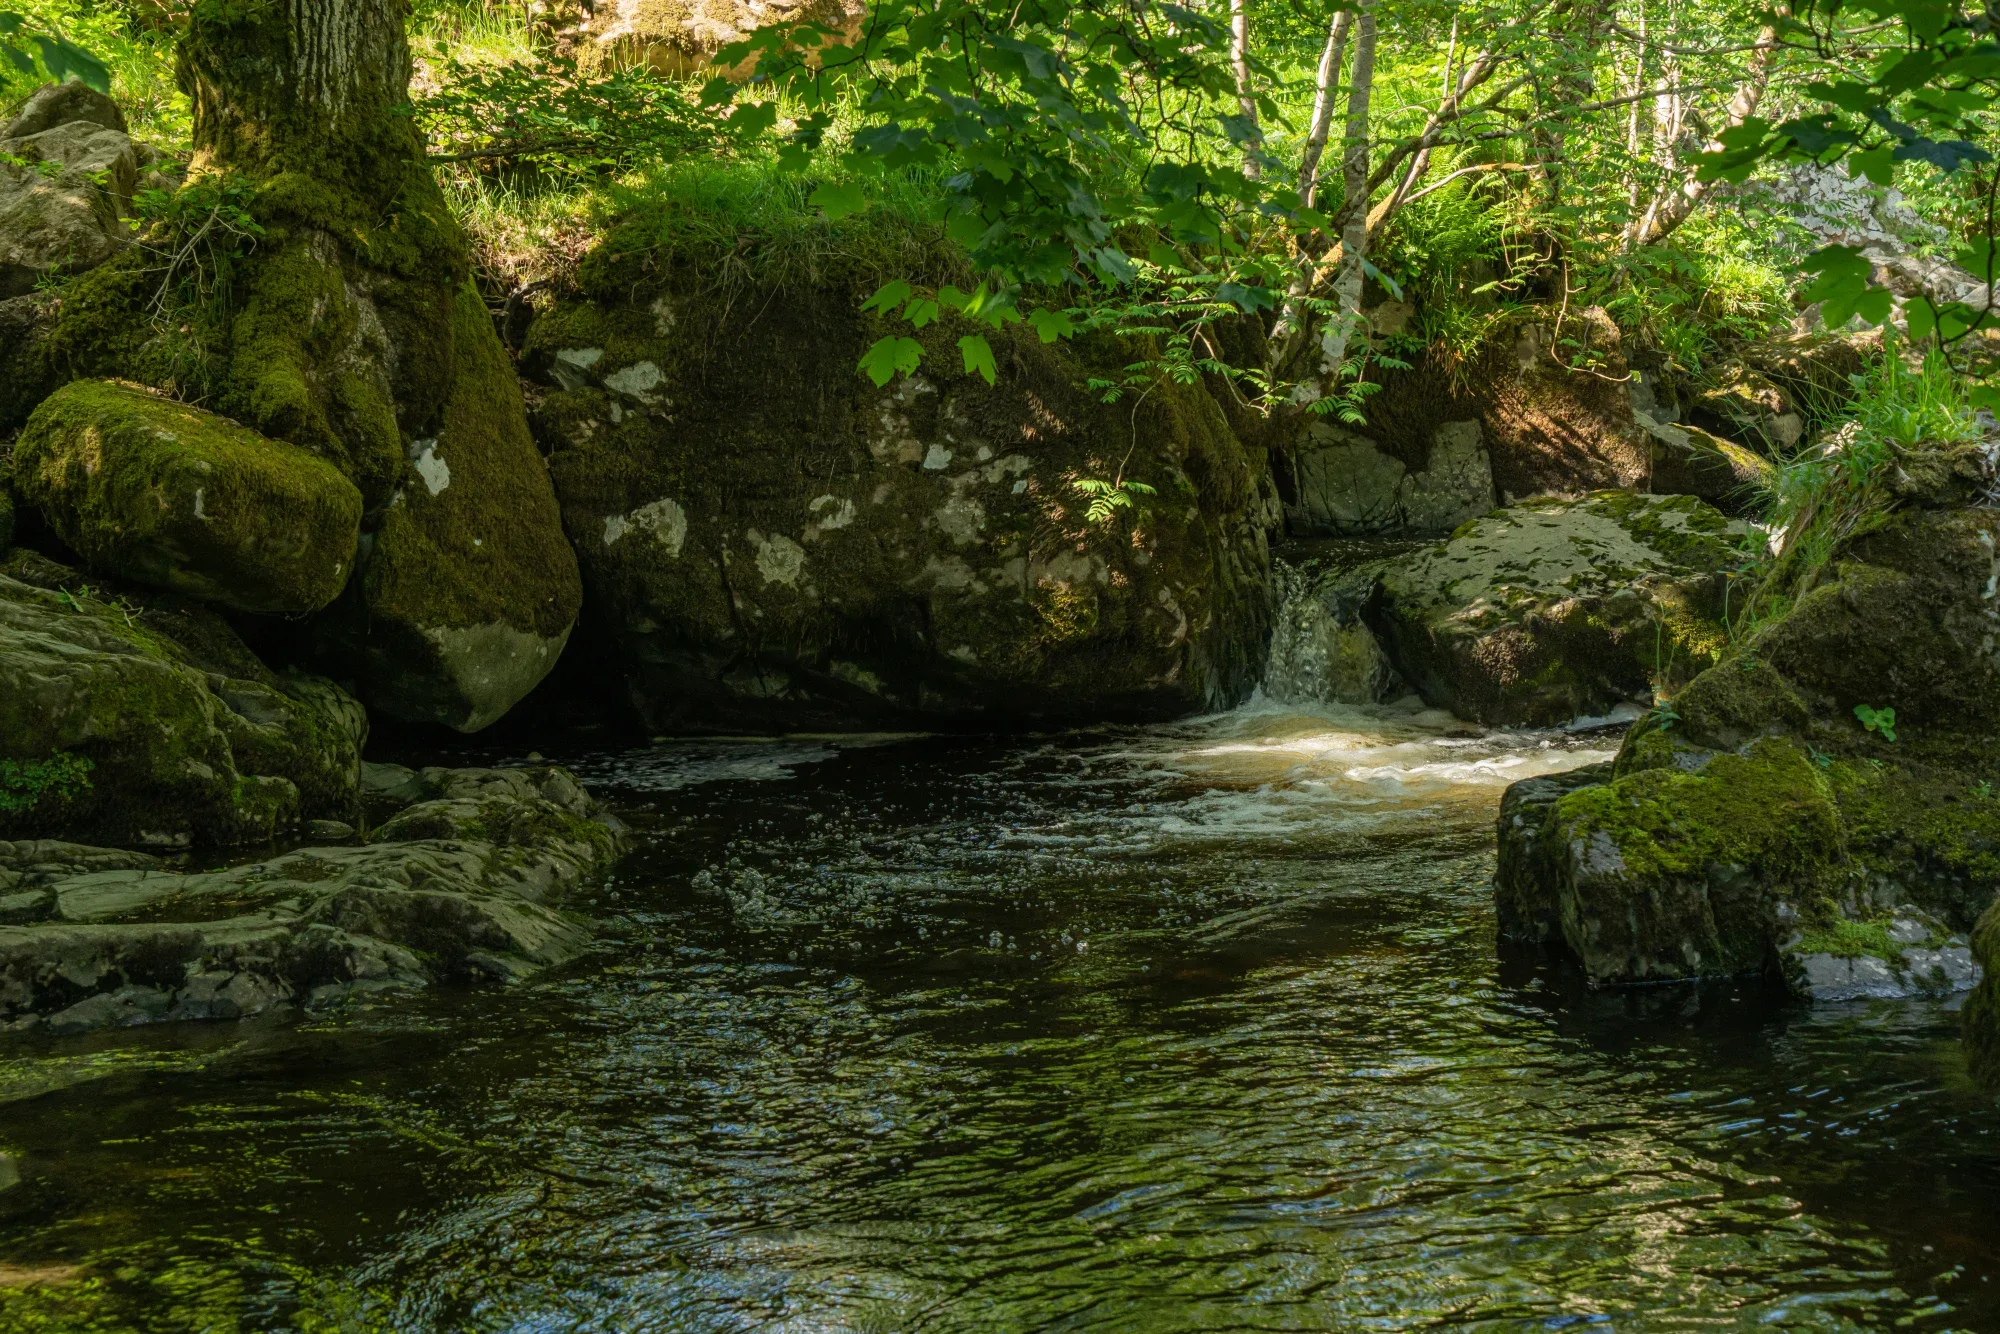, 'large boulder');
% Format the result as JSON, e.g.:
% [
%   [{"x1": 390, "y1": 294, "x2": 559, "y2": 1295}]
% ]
[
  {"x1": 0, "y1": 550, "x2": 365, "y2": 849},
  {"x1": 10, "y1": 15, "x2": 582, "y2": 733},
  {"x1": 308, "y1": 284, "x2": 582, "y2": 730},
  {"x1": 0, "y1": 764, "x2": 622, "y2": 1034},
  {"x1": 1496, "y1": 502, "x2": 2000, "y2": 1000},
  {"x1": 12, "y1": 379, "x2": 363, "y2": 614},
  {"x1": 0, "y1": 83, "x2": 136, "y2": 298},
  {"x1": 1367, "y1": 492, "x2": 1746, "y2": 726},
  {"x1": 521, "y1": 220, "x2": 1276, "y2": 730}
]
